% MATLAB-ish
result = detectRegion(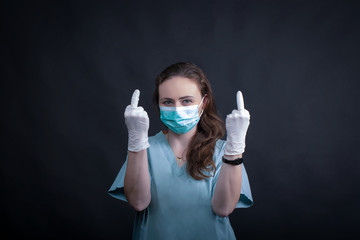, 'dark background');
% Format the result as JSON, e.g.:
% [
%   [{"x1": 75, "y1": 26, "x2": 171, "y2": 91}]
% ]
[{"x1": 2, "y1": 0, "x2": 360, "y2": 239}]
